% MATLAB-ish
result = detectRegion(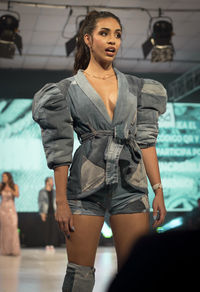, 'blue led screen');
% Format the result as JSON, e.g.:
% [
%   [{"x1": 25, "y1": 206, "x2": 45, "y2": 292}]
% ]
[{"x1": 0, "y1": 99, "x2": 200, "y2": 212}]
